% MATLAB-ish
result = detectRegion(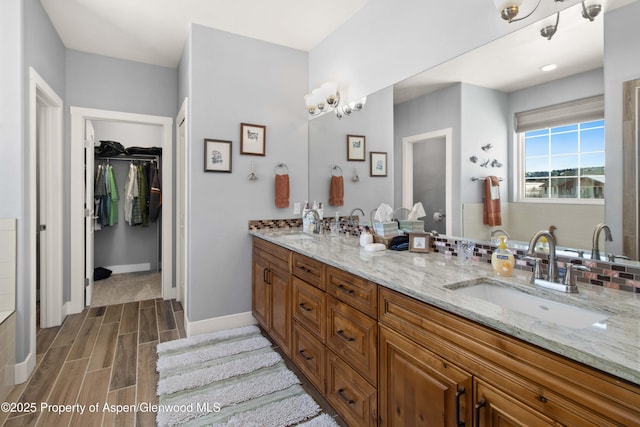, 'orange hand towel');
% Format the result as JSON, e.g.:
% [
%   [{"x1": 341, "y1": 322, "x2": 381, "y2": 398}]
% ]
[
  {"x1": 328, "y1": 175, "x2": 344, "y2": 206},
  {"x1": 483, "y1": 176, "x2": 502, "y2": 226},
  {"x1": 275, "y1": 174, "x2": 289, "y2": 208}
]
